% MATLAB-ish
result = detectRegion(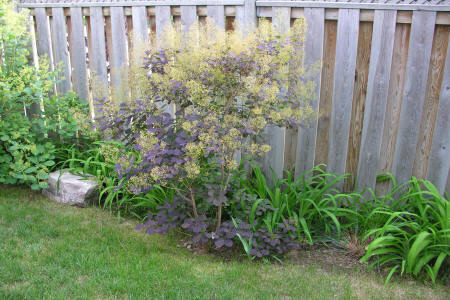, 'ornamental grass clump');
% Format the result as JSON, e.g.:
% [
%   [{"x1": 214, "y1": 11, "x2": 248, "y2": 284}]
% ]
[{"x1": 96, "y1": 19, "x2": 316, "y2": 254}]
